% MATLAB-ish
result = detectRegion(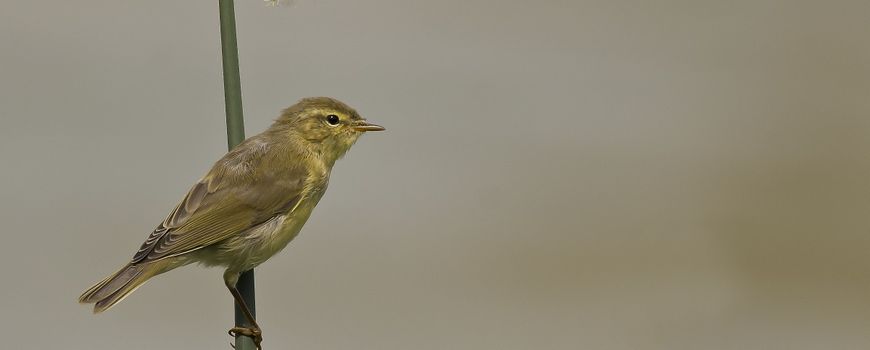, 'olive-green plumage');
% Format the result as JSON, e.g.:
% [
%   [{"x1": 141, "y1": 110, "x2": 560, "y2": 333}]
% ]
[{"x1": 79, "y1": 97, "x2": 383, "y2": 346}]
